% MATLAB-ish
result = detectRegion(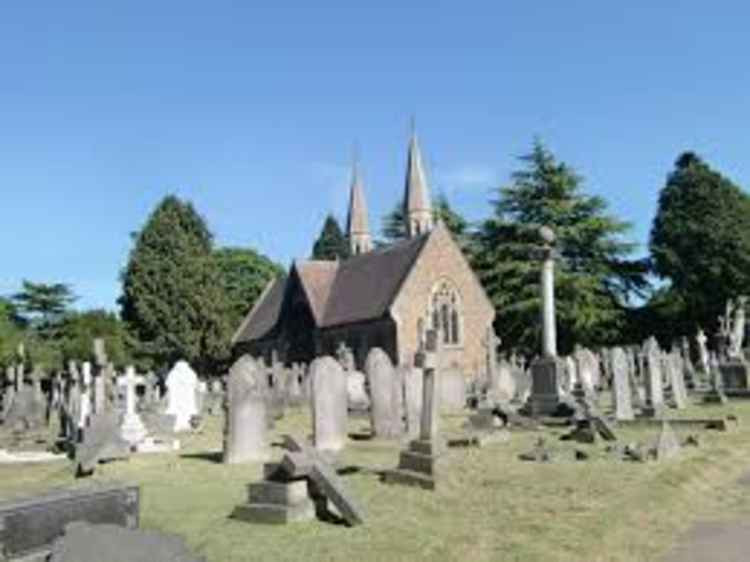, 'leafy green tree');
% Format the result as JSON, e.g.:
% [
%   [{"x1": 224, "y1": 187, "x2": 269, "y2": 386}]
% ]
[
  {"x1": 649, "y1": 152, "x2": 750, "y2": 337},
  {"x1": 474, "y1": 139, "x2": 648, "y2": 354},
  {"x1": 0, "y1": 298, "x2": 25, "y2": 368},
  {"x1": 213, "y1": 247, "x2": 284, "y2": 332},
  {"x1": 12, "y1": 281, "x2": 76, "y2": 331},
  {"x1": 312, "y1": 214, "x2": 350, "y2": 260},
  {"x1": 58, "y1": 309, "x2": 130, "y2": 367},
  {"x1": 119, "y1": 195, "x2": 230, "y2": 373}
]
